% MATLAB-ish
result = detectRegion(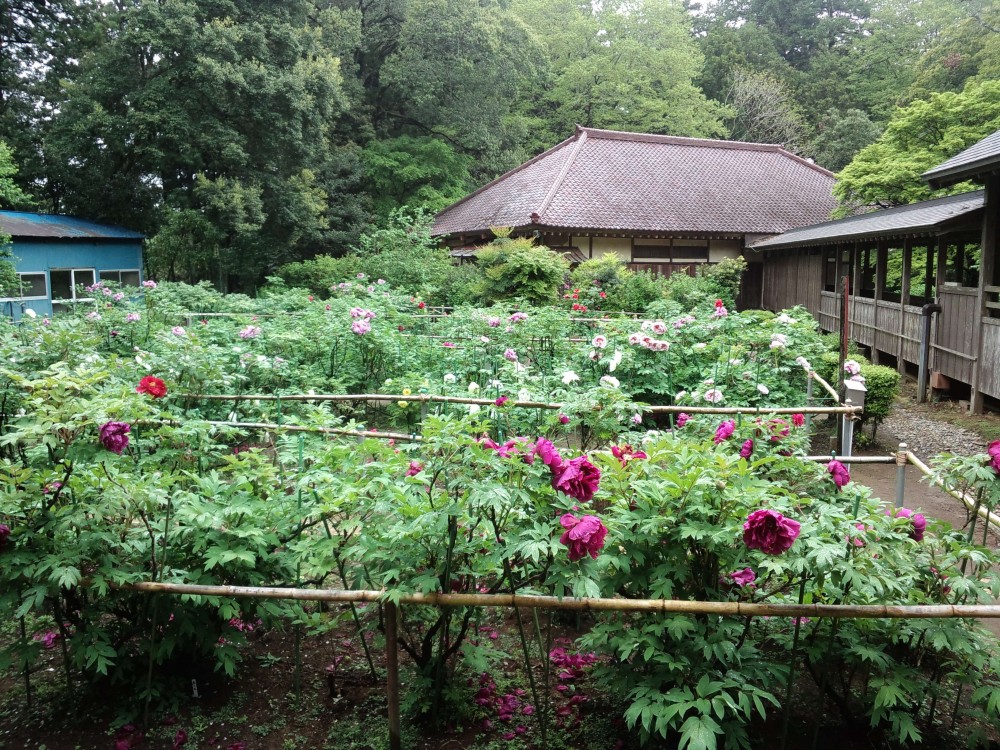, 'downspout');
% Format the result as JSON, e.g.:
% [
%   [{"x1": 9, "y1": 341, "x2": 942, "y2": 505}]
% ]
[{"x1": 917, "y1": 301, "x2": 942, "y2": 403}]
